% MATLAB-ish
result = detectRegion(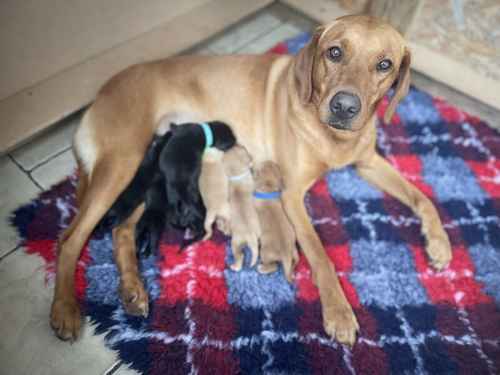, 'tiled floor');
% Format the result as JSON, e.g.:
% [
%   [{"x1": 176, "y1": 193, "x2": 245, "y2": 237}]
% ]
[{"x1": 0, "y1": 3, "x2": 499, "y2": 374}]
